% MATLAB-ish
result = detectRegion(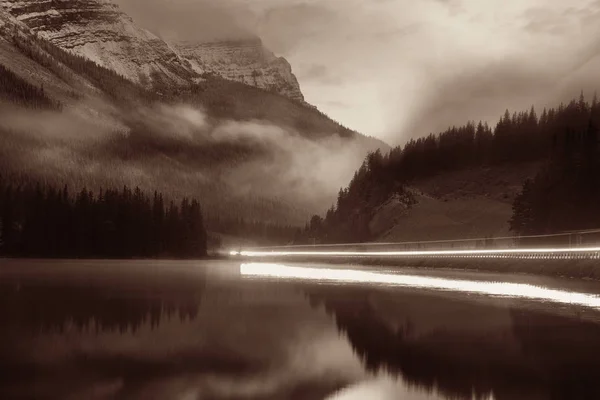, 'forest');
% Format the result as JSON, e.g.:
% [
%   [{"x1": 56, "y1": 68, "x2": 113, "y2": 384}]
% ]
[
  {"x1": 297, "y1": 92, "x2": 600, "y2": 244},
  {"x1": 509, "y1": 116, "x2": 600, "y2": 237},
  {"x1": 0, "y1": 179, "x2": 207, "y2": 258},
  {"x1": 0, "y1": 173, "x2": 300, "y2": 257},
  {"x1": 5, "y1": 28, "x2": 150, "y2": 104},
  {"x1": 0, "y1": 63, "x2": 61, "y2": 110}
]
